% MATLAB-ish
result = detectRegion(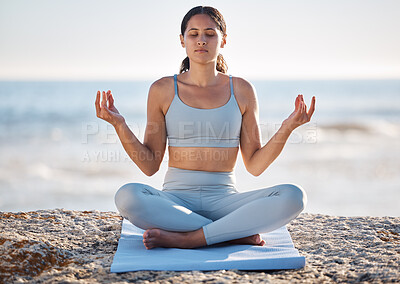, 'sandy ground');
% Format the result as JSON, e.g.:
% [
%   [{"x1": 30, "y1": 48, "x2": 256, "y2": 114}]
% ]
[{"x1": 0, "y1": 210, "x2": 399, "y2": 283}]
